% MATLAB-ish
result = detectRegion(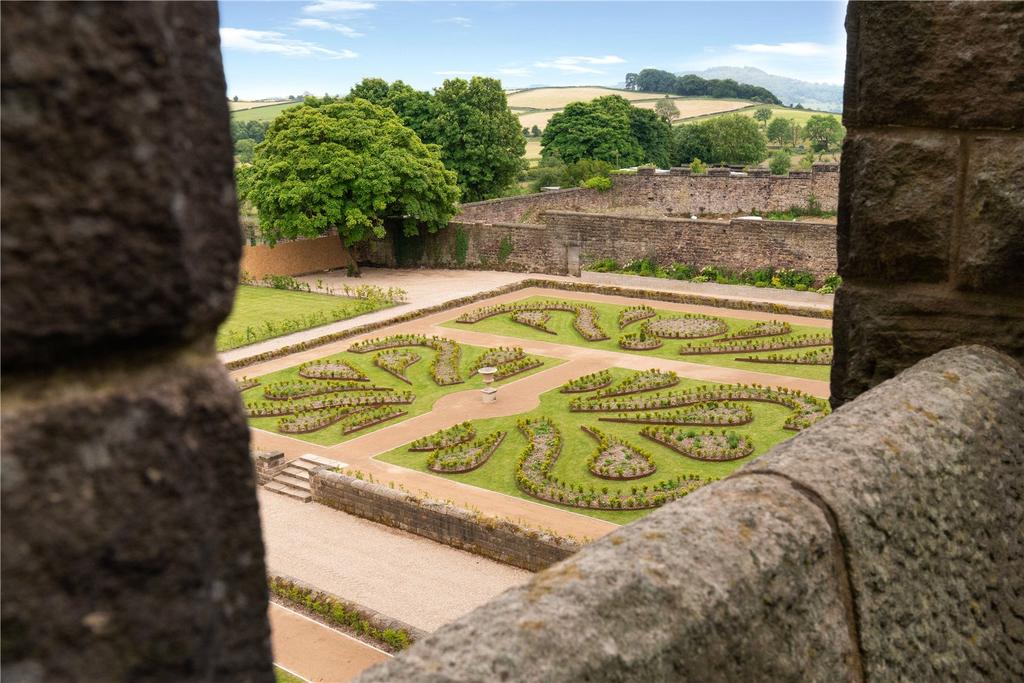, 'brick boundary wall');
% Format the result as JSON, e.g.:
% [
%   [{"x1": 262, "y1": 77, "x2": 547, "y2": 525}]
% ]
[
  {"x1": 311, "y1": 469, "x2": 581, "y2": 572},
  {"x1": 356, "y1": 346, "x2": 1024, "y2": 682}
]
